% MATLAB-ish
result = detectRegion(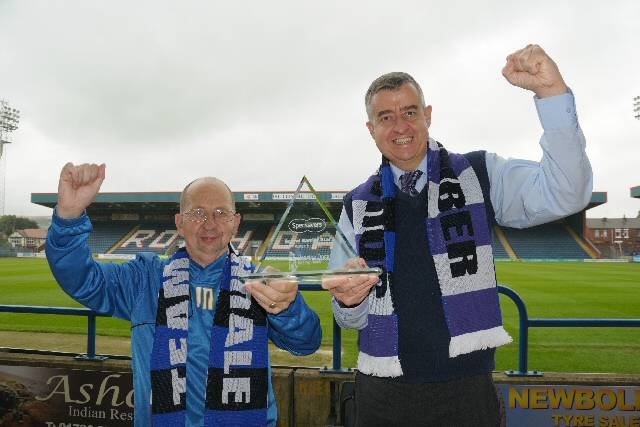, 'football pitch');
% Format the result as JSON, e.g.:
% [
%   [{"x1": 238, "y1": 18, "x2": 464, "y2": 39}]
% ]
[{"x1": 0, "y1": 257, "x2": 639, "y2": 373}]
